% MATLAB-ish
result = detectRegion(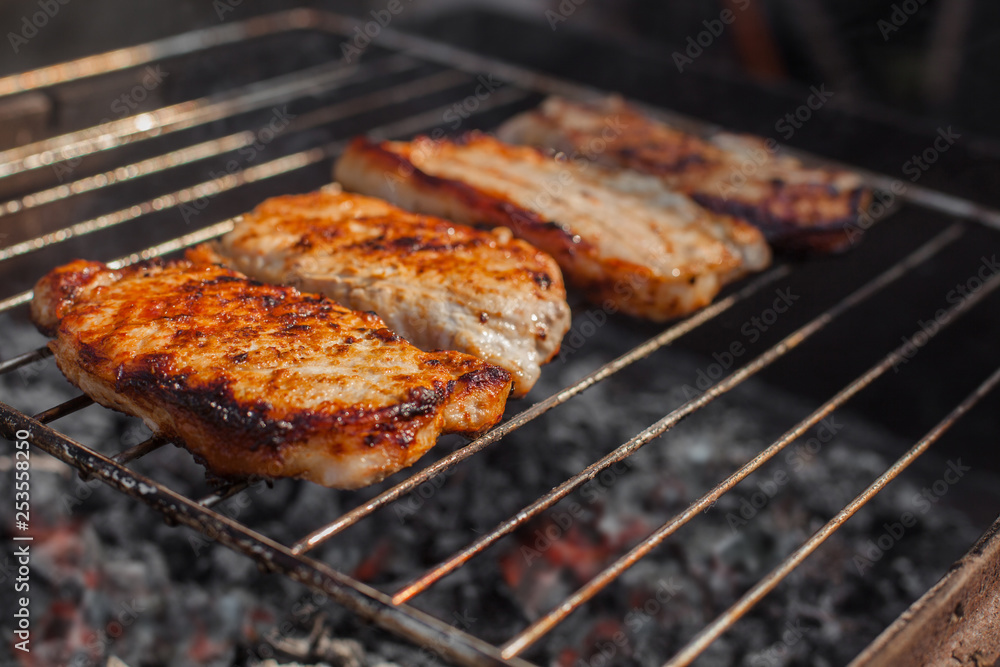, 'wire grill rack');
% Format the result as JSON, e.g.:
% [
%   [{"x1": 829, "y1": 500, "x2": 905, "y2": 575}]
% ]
[{"x1": 1, "y1": 10, "x2": 999, "y2": 666}]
